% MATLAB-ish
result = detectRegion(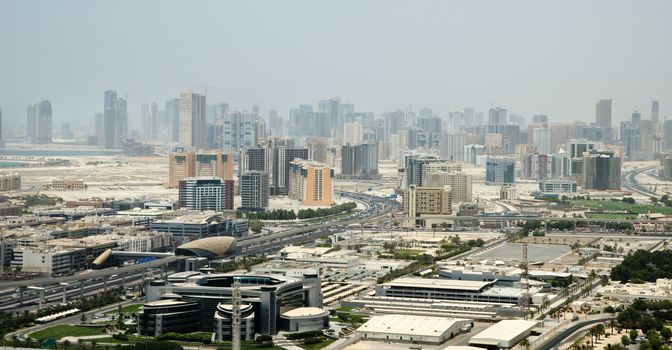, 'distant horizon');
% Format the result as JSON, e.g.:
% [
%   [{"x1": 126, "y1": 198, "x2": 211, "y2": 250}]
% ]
[{"x1": 1, "y1": 0, "x2": 671, "y2": 128}]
